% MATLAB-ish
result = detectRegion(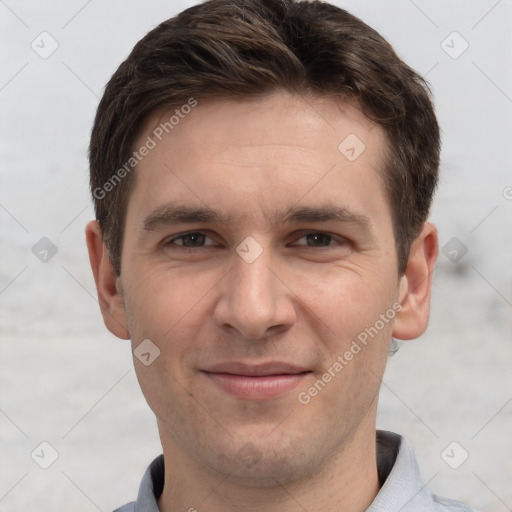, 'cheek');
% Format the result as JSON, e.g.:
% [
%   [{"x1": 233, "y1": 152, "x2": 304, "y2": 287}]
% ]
[
  {"x1": 123, "y1": 266, "x2": 219, "y2": 374},
  {"x1": 124, "y1": 265, "x2": 204, "y2": 328},
  {"x1": 303, "y1": 266, "x2": 398, "y2": 398},
  {"x1": 298, "y1": 264, "x2": 397, "y2": 338},
  {"x1": 124, "y1": 254, "x2": 398, "y2": 344},
  {"x1": 123, "y1": 270, "x2": 206, "y2": 415}
]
